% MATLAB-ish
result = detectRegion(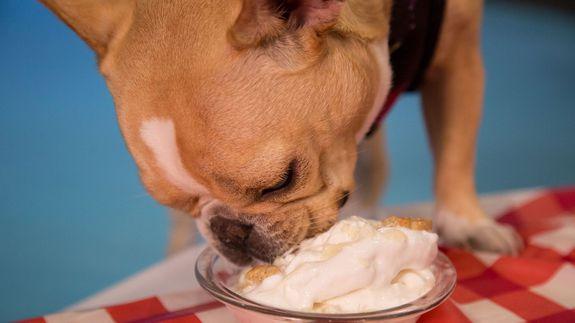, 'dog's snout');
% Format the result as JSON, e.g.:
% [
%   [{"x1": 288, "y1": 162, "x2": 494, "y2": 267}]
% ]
[
  {"x1": 210, "y1": 216, "x2": 252, "y2": 249},
  {"x1": 338, "y1": 190, "x2": 350, "y2": 209}
]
